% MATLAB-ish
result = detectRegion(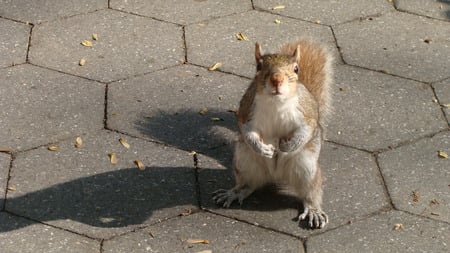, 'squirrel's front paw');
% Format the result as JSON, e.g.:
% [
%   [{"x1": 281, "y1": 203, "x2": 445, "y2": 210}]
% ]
[
  {"x1": 258, "y1": 143, "x2": 275, "y2": 158},
  {"x1": 299, "y1": 207, "x2": 328, "y2": 229},
  {"x1": 279, "y1": 137, "x2": 299, "y2": 152}
]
